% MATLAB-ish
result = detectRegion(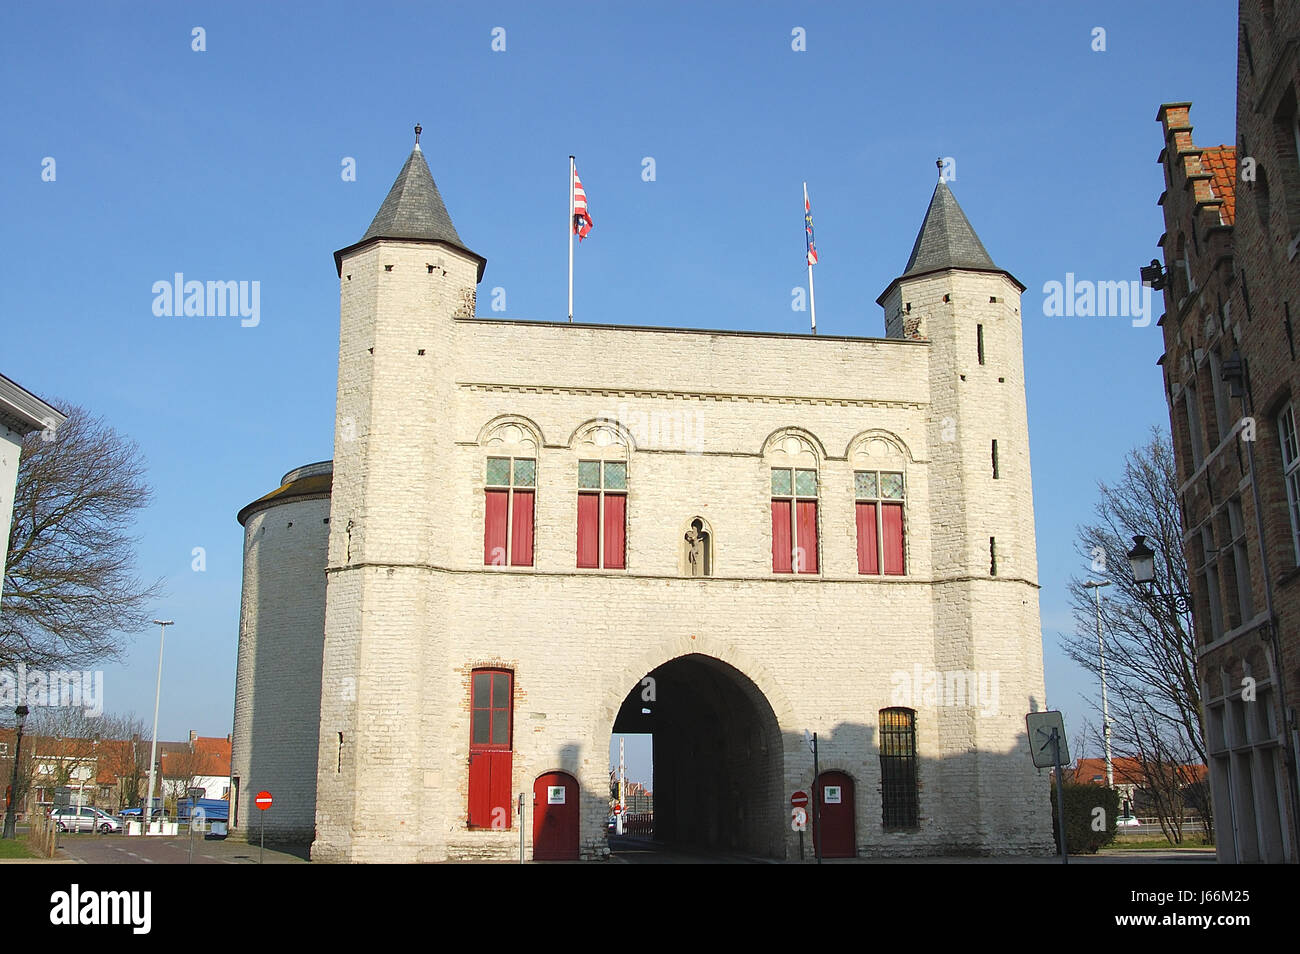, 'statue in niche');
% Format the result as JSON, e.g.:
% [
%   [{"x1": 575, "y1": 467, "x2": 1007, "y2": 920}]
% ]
[{"x1": 685, "y1": 518, "x2": 711, "y2": 577}]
